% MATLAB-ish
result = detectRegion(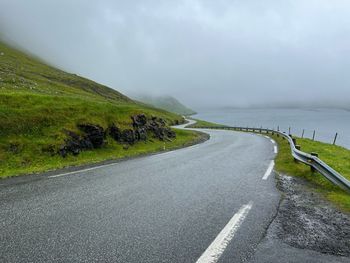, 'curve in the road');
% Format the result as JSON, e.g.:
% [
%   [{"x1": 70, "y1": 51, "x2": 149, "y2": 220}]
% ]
[{"x1": 0, "y1": 119, "x2": 279, "y2": 263}]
